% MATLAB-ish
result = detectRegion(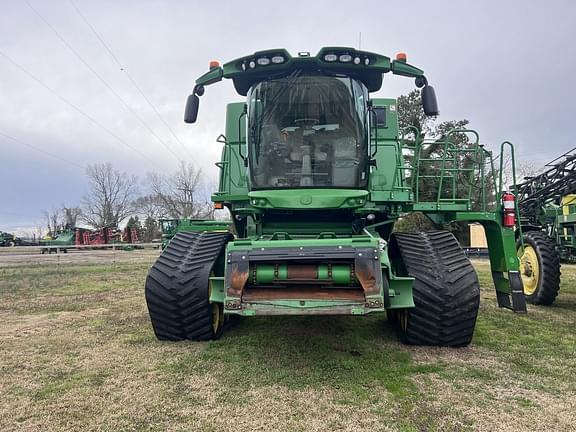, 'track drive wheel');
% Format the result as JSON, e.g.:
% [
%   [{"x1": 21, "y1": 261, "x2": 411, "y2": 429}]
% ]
[
  {"x1": 517, "y1": 231, "x2": 560, "y2": 305},
  {"x1": 145, "y1": 231, "x2": 231, "y2": 341},
  {"x1": 390, "y1": 231, "x2": 480, "y2": 347}
]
